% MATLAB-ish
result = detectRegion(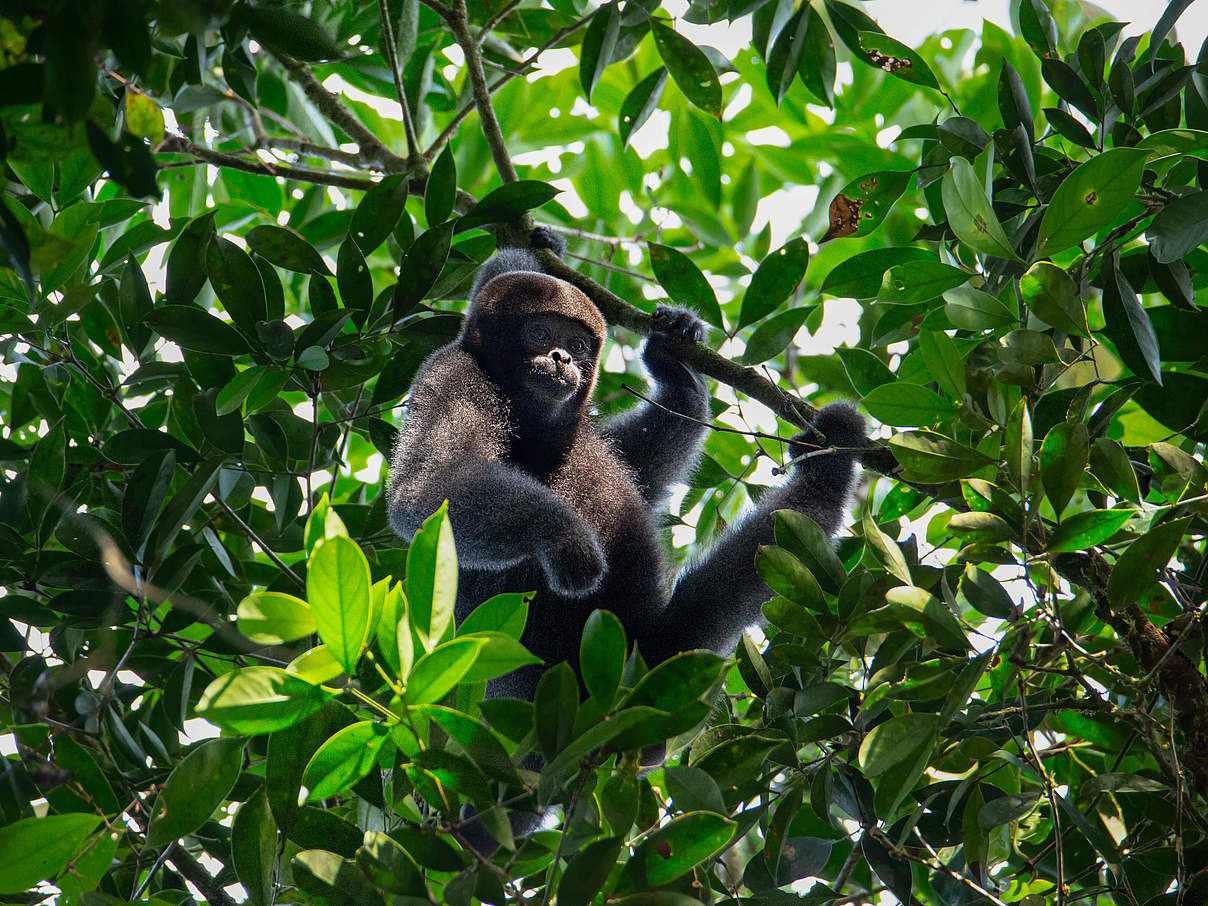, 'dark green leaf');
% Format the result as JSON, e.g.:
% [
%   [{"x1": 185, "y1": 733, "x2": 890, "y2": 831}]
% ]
[
  {"x1": 144, "y1": 305, "x2": 251, "y2": 355},
  {"x1": 1102, "y1": 256, "x2": 1162, "y2": 384},
  {"x1": 237, "y1": 2, "x2": 346, "y2": 61},
  {"x1": 648, "y1": 243, "x2": 724, "y2": 327},
  {"x1": 1039, "y1": 420, "x2": 1090, "y2": 517},
  {"x1": 1048, "y1": 508, "x2": 1134, "y2": 553},
  {"x1": 246, "y1": 225, "x2": 331, "y2": 276},
  {"x1": 740, "y1": 307, "x2": 810, "y2": 365},
  {"x1": 1107, "y1": 516, "x2": 1192, "y2": 608},
  {"x1": 394, "y1": 222, "x2": 454, "y2": 315},
  {"x1": 1036, "y1": 149, "x2": 1147, "y2": 256},
  {"x1": 1147, "y1": 190, "x2": 1208, "y2": 264},
  {"x1": 350, "y1": 174, "x2": 409, "y2": 254},
  {"x1": 580, "y1": 2, "x2": 621, "y2": 101},
  {"x1": 455, "y1": 180, "x2": 561, "y2": 232},
  {"x1": 424, "y1": 145, "x2": 457, "y2": 227},
  {"x1": 581, "y1": 609, "x2": 626, "y2": 707},
  {"x1": 232, "y1": 789, "x2": 277, "y2": 906},
  {"x1": 739, "y1": 237, "x2": 810, "y2": 327},
  {"x1": 619, "y1": 69, "x2": 668, "y2": 149},
  {"x1": 147, "y1": 737, "x2": 245, "y2": 846},
  {"x1": 651, "y1": 20, "x2": 722, "y2": 118},
  {"x1": 862, "y1": 383, "x2": 957, "y2": 427},
  {"x1": 857, "y1": 31, "x2": 940, "y2": 90}
]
